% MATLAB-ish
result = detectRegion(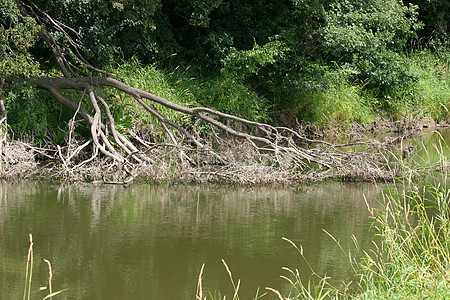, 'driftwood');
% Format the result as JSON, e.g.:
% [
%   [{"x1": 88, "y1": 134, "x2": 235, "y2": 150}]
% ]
[
  {"x1": 1, "y1": 72, "x2": 410, "y2": 183},
  {"x1": 0, "y1": 0, "x2": 414, "y2": 184},
  {"x1": 24, "y1": 75, "x2": 409, "y2": 183}
]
